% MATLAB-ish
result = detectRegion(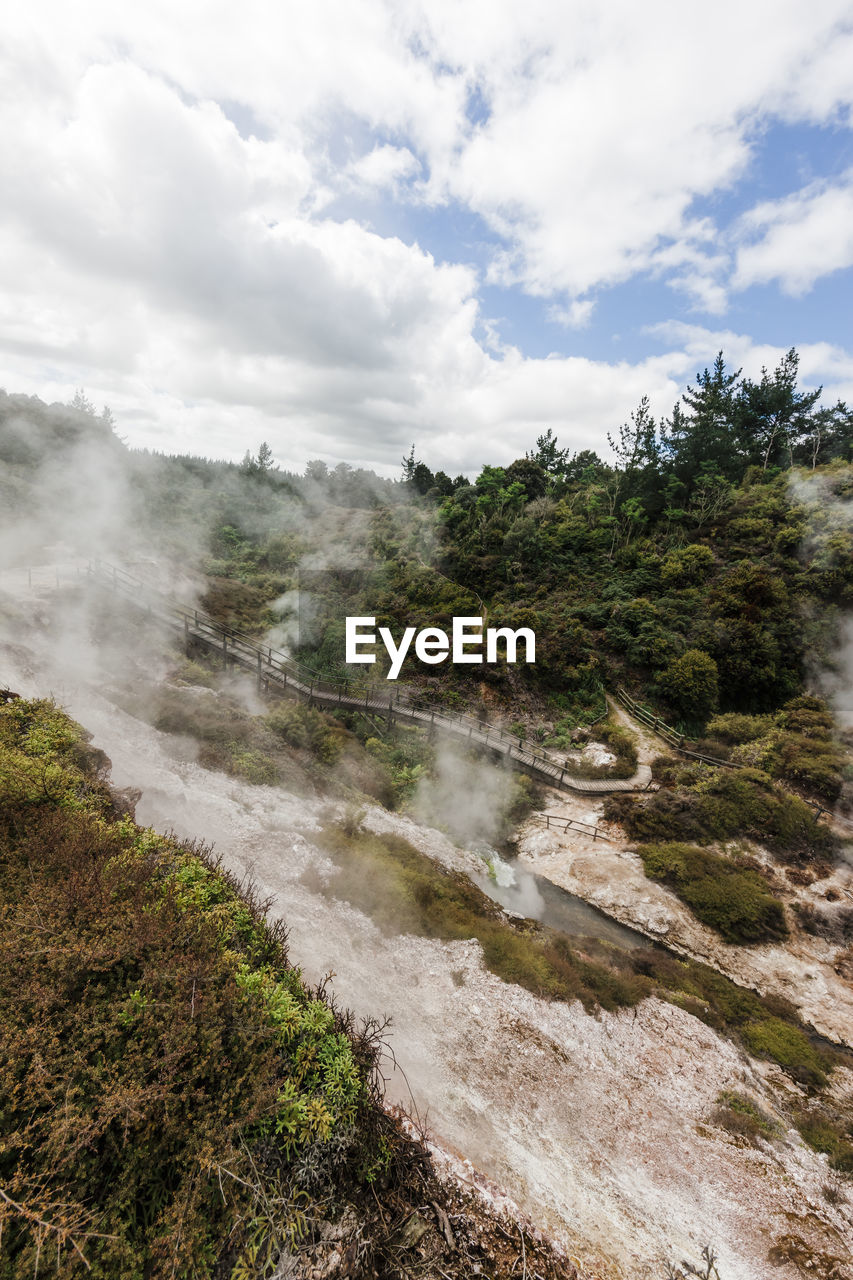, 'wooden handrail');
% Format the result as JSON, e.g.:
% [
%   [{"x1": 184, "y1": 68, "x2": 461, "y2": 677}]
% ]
[{"x1": 83, "y1": 560, "x2": 654, "y2": 796}]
